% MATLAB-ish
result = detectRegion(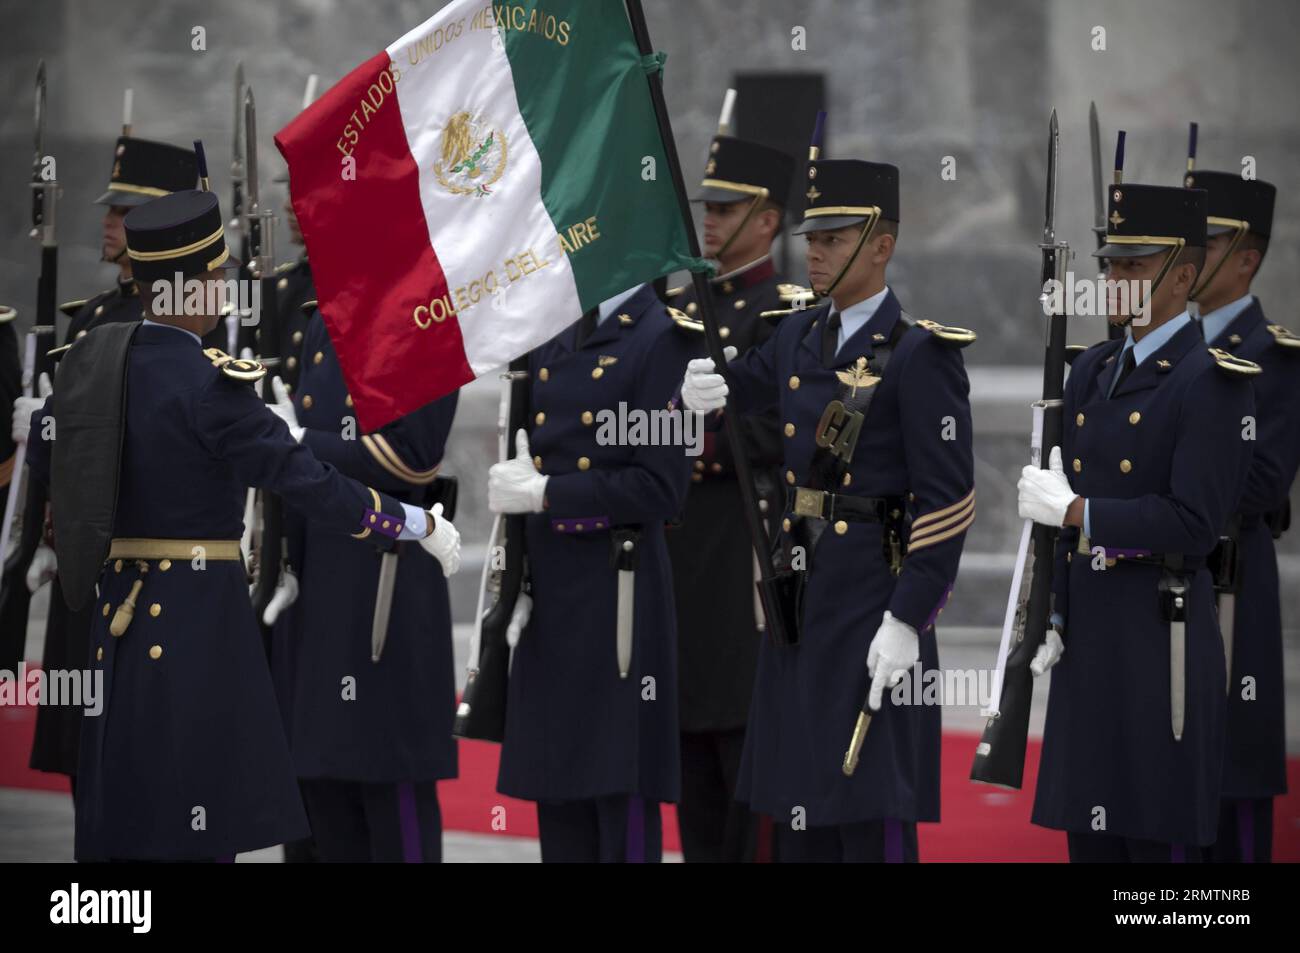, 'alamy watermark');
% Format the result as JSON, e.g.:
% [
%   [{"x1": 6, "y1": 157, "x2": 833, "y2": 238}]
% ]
[
  {"x1": 0, "y1": 664, "x2": 103, "y2": 715},
  {"x1": 594, "y1": 401, "x2": 703, "y2": 457}
]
